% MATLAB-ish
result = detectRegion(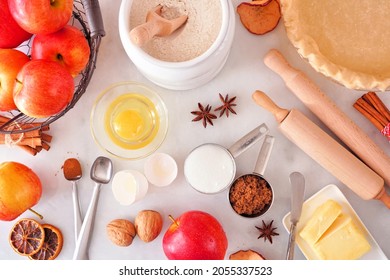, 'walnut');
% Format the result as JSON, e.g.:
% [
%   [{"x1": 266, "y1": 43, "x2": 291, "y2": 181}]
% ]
[
  {"x1": 134, "y1": 210, "x2": 163, "y2": 243},
  {"x1": 106, "y1": 219, "x2": 136, "y2": 247}
]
